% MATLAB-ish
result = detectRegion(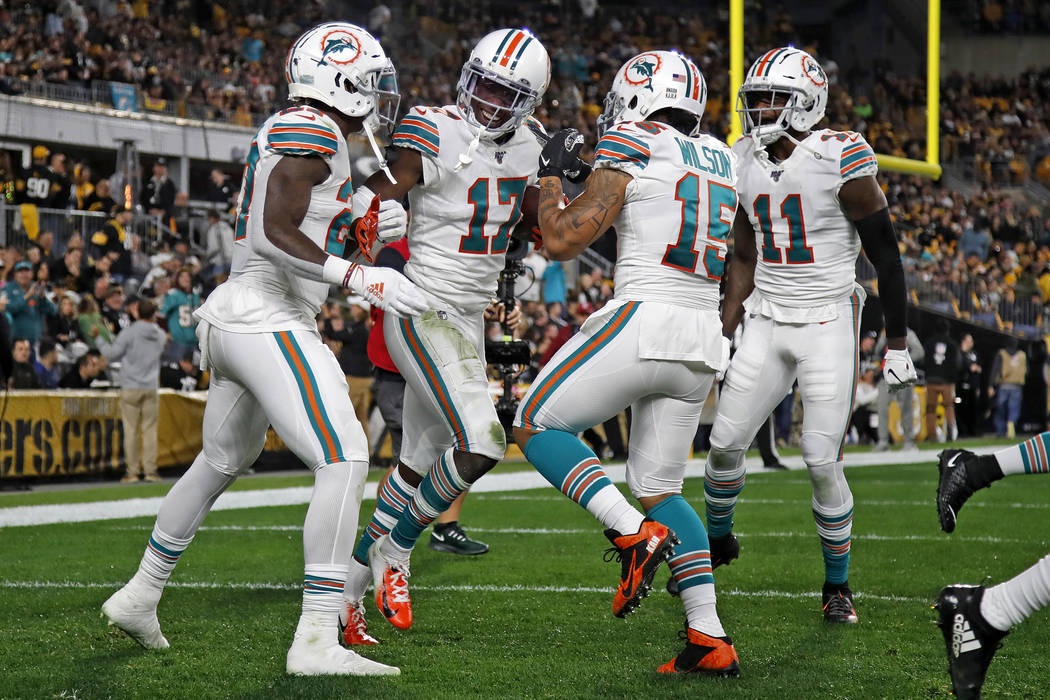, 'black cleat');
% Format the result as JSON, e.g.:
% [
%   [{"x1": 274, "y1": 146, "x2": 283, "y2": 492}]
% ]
[
  {"x1": 937, "y1": 450, "x2": 982, "y2": 533},
  {"x1": 822, "y1": 582, "x2": 859, "y2": 623},
  {"x1": 666, "y1": 575, "x2": 680, "y2": 597},
  {"x1": 429, "y1": 523, "x2": 489, "y2": 556},
  {"x1": 710, "y1": 533, "x2": 740, "y2": 569},
  {"x1": 934, "y1": 585, "x2": 1008, "y2": 700}
]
